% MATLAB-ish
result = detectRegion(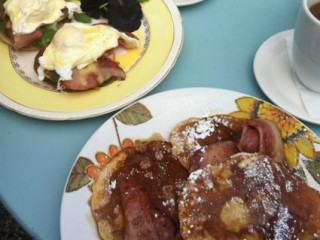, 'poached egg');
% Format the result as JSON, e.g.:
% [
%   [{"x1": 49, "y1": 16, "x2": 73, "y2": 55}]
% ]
[
  {"x1": 4, "y1": 0, "x2": 80, "y2": 34},
  {"x1": 37, "y1": 22, "x2": 139, "y2": 81}
]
